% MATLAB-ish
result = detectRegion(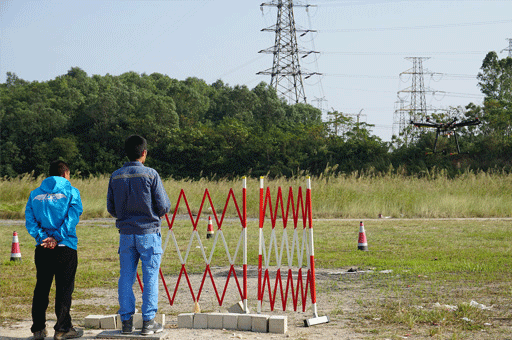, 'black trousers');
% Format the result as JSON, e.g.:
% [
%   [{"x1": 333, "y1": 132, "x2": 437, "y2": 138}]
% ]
[{"x1": 31, "y1": 245, "x2": 77, "y2": 333}]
